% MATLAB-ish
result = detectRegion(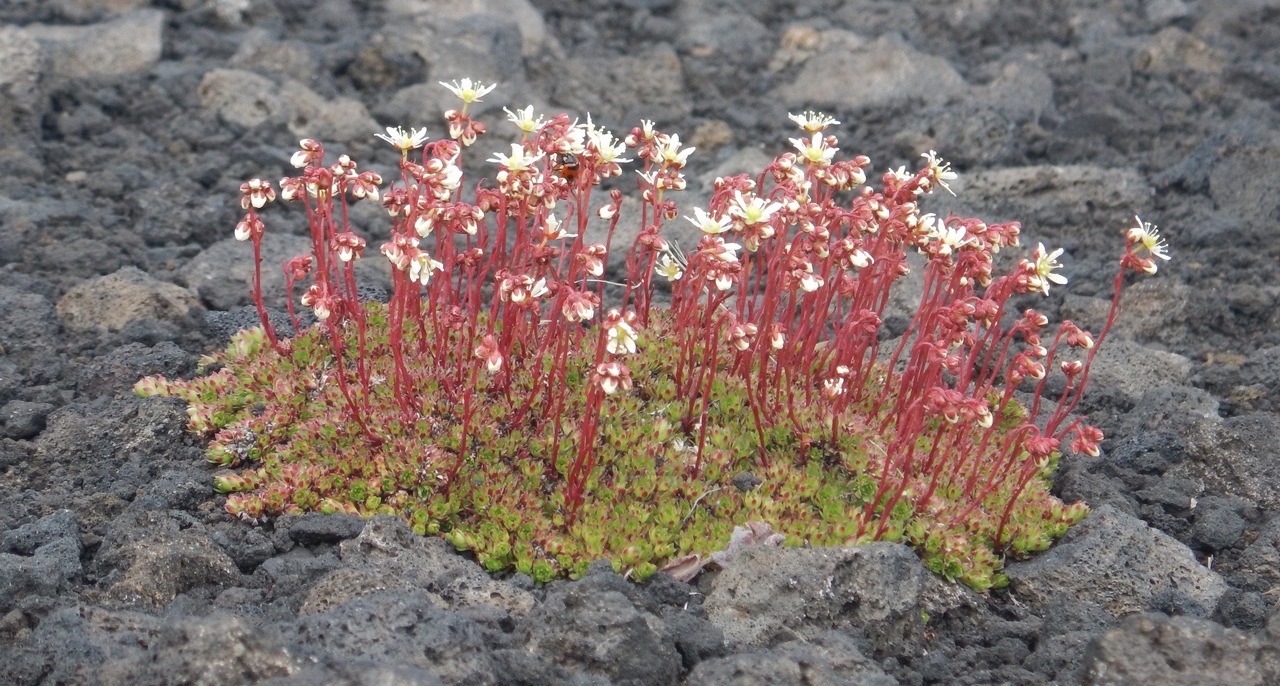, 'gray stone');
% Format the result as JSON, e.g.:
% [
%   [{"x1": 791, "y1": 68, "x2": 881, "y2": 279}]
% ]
[
  {"x1": 0, "y1": 510, "x2": 83, "y2": 612},
  {"x1": 25, "y1": 10, "x2": 164, "y2": 84},
  {"x1": 92, "y1": 510, "x2": 240, "y2": 608},
  {"x1": 1, "y1": 400, "x2": 55, "y2": 439},
  {"x1": 290, "y1": 591, "x2": 497, "y2": 684},
  {"x1": 102, "y1": 532, "x2": 241, "y2": 608},
  {"x1": 228, "y1": 31, "x2": 319, "y2": 81},
  {"x1": 297, "y1": 516, "x2": 535, "y2": 619},
  {"x1": 196, "y1": 68, "x2": 285, "y2": 131},
  {"x1": 1060, "y1": 279, "x2": 1196, "y2": 348},
  {"x1": 703, "y1": 542, "x2": 934, "y2": 653},
  {"x1": 549, "y1": 45, "x2": 691, "y2": 128},
  {"x1": 386, "y1": 0, "x2": 558, "y2": 58},
  {"x1": 197, "y1": 69, "x2": 379, "y2": 143},
  {"x1": 1172, "y1": 413, "x2": 1280, "y2": 512},
  {"x1": 1233, "y1": 516, "x2": 1280, "y2": 594},
  {"x1": 1081, "y1": 613, "x2": 1280, "y2": 685},
  {"x1": 1006, "y1": 504, "x2": 1228, "y2": 619},
  {"x1": 0, "y1": 509, "x2": 79, "y2": 554},
  {"x1": 1074, "y1": 338, "x2": 1193, "y2": 405},
  {"x1": 285, "y1": 512, "x2": 368, "y2": 546},
  {"x1": 689, "y1": 631, "x2": 898, "y2": 685},
  {"x1": 1209, "y1": 137, "x2": 1280, "y2": 227},
  {"x1": 55, "y1": 266, "x2": 202, "y2": 334},
  {"x1": 0, "y1": 26, "x2": 40, "y2": 101},
  {"x1": 179, "y1": 232, "x2": 391, "y2": 311},
  {"x1": 1135, "y1": 26, "x2": 1226, "y2": 75},
  {"x1": 774, "y1": 31, "x2": 968, "y2": 110},
  {"x1": 1190, "y1": 496, "x2": 1247, "y2": 552},
  {"x1": 76, "y1": 341, "x2": 195, "y2": 397},
  {"x1": 2, "y1": 608, "x2": 307, "y2": 685},
  {"x1": 944, "y1": 164, "x2": 1154, "y2": 228},
  {"x1": 0, "y1": 286, "x2": 59, "y2": 357},
  {"x1": 519, "y1": 585, "x2": 682, "y2": 686}
]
